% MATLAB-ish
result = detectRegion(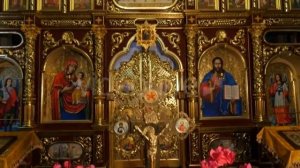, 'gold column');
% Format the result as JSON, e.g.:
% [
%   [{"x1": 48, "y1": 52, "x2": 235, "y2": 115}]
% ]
[
  {"x1": 20, "y1": 24, "x2": 40, "y2": 127},
  {"x1": 91, "y1": 24, "x2": 107, "y2": 126},
  {"x1": 249, "y1": 23, "x2": 266, "y2": 122},
  {"x1": 185, "y1": 25, "x2": 197, "y2": 121}
]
